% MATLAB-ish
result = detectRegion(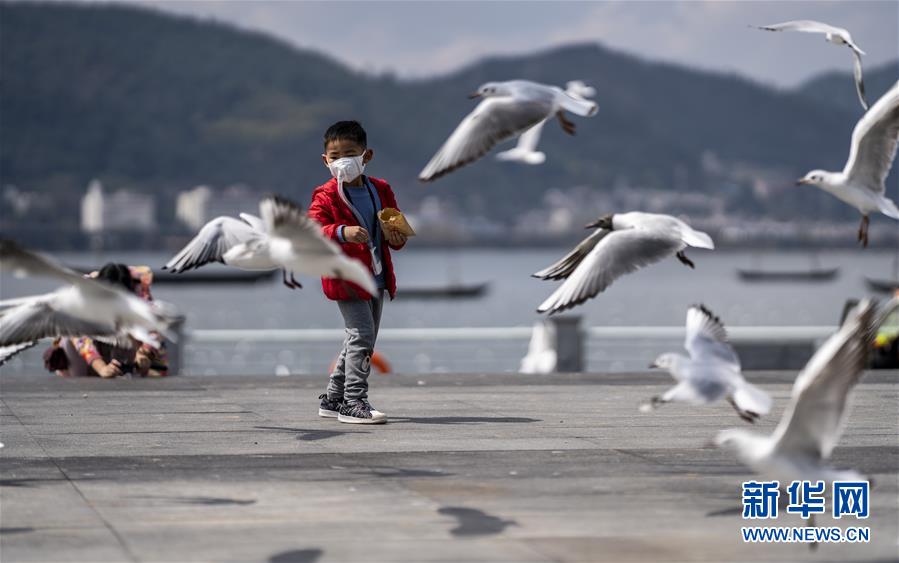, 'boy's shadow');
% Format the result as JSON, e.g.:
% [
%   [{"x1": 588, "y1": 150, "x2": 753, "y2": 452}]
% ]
[
  {"x1": 254, "y1": 426, "x2": 371, "y2": 441},
  {"x1": 389, "y1": 416, "x2": 540, "y2": 425}
]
